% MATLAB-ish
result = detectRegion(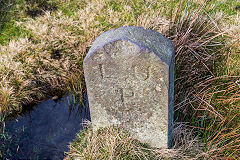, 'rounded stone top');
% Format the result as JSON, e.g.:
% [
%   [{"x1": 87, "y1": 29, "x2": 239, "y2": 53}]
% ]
[{"x1": 87, "y1": 26, "x2": 175, "y2": 65}]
